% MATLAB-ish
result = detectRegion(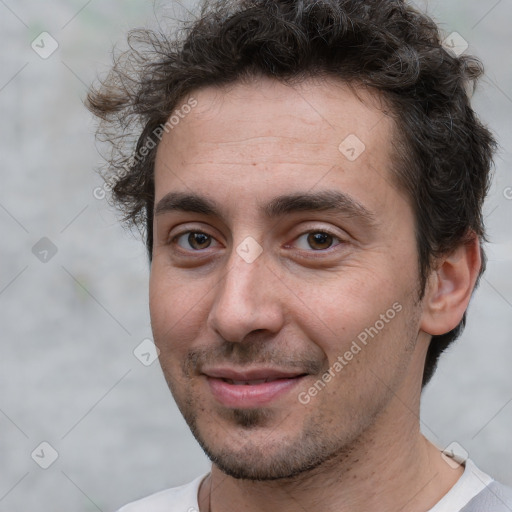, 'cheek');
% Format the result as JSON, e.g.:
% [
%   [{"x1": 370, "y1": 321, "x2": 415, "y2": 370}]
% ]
[
  {"x1": 149, "y1": 263, "x2": 209, "y2": 356},
  {"x1": 286, "y1": 267, "x2": 397, "y2": 335},
  {"x1": 286, "y1": 261, "x2": 417, "y2": 374}
]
